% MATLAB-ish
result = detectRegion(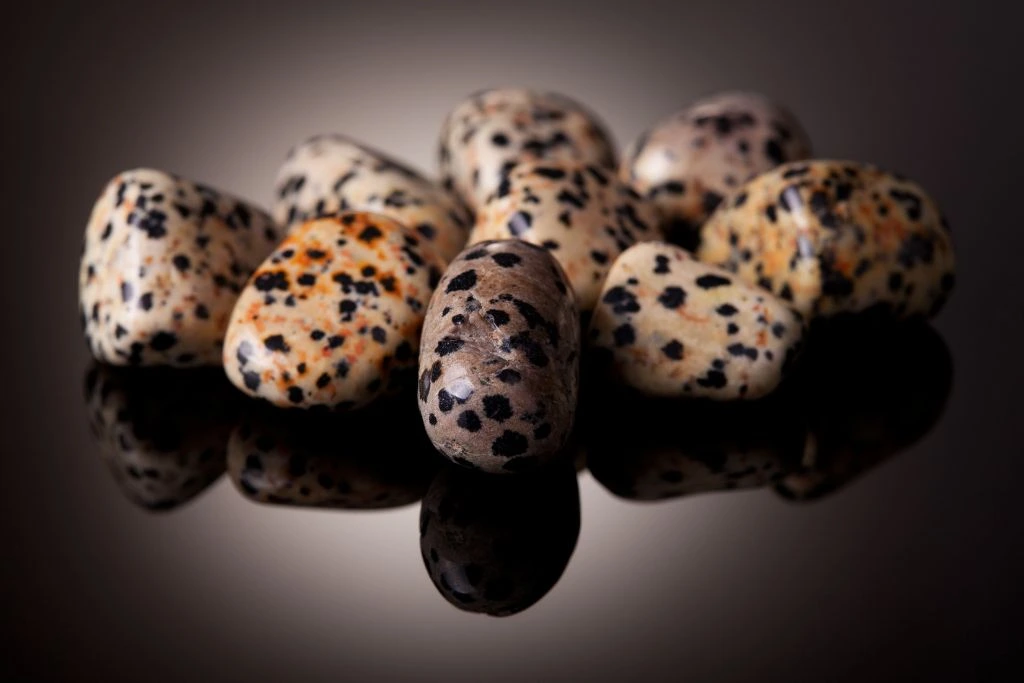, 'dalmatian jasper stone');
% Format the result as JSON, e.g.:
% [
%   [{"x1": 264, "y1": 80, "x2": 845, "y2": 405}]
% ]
[
  {"x1": 589, "y1": 241, "x2": 804, "y2": 400},
  {"x1": 227, "y1": 399, "x2": 439, "y2": 509},
  {"x1": 622, "y1": 91, "x2": 812, "y2": 249},
  {"x1": 274, "y1": 135, "x2": 473, "y2": 263},
  {"x1": 223, "y1": 212, "x2": 445, "y2": 409},
  {"x1": 418, "y1": 240, "x2": 580, "y2": 473},
  {"x1": 79, "y1": 169, "x2": 280, "y2": 366},
  {"x1": 698, "y1": 160, "x2": 956, "y2": 319},
  {"x1": 469, "y1": 161, "x2": 661, "y2": 312},
  {"x1": 84, "y1": 363, "x2": 238, "y2": 511},
  {"x1": 438, "y1": 88, "x2": 617, "y2": 210},
  {"x1": 419, "y1": 463, "x2": 580, "y2": 616}
]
